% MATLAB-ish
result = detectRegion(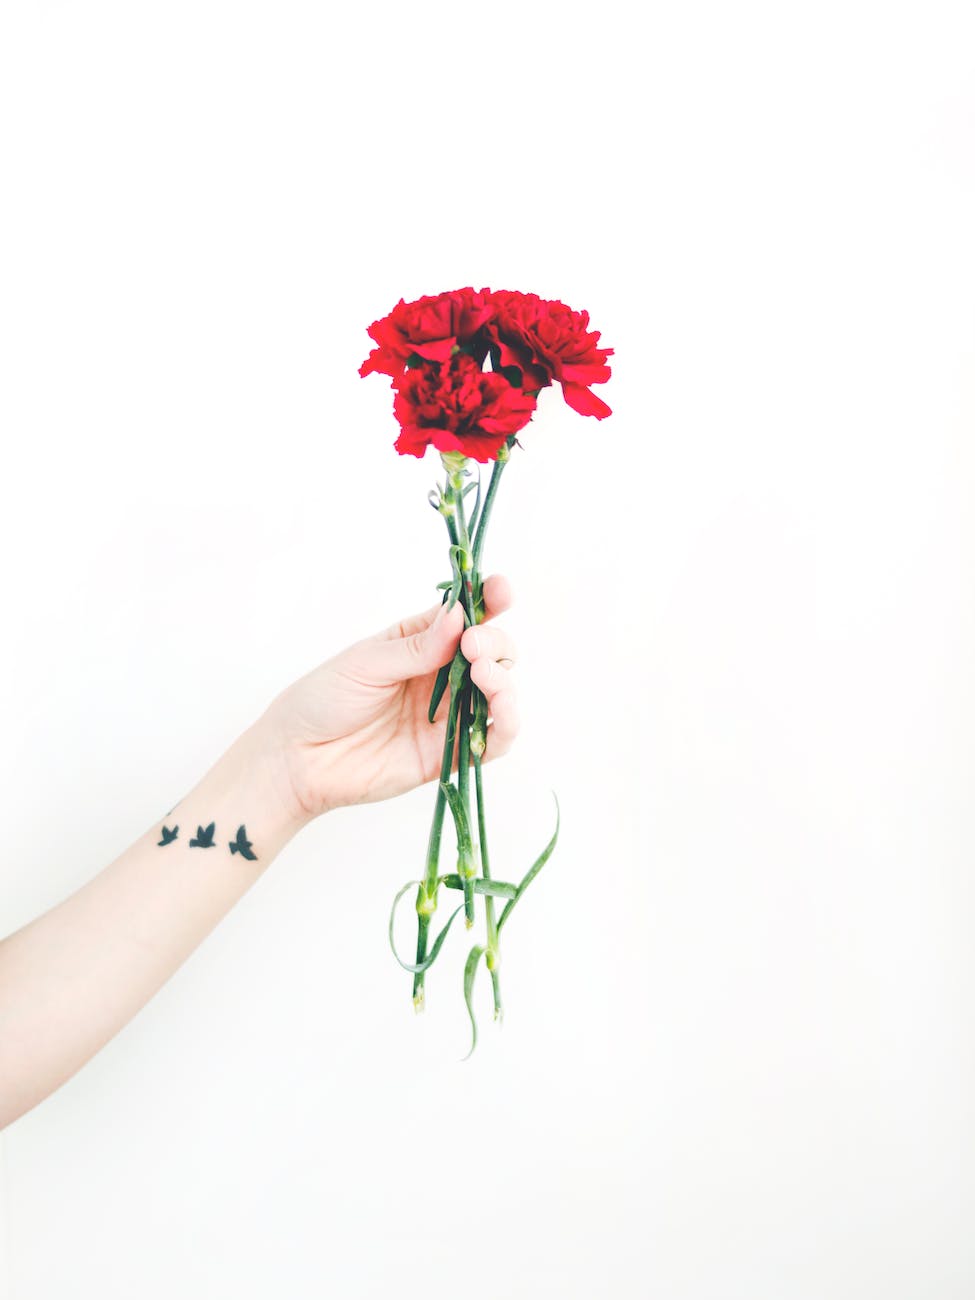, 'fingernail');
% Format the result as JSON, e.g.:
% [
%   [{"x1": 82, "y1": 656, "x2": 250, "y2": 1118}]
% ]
[
  {"x1": 468, "y1": 628, "x2": 481, "y2": 657},
  {"x1": 432, "y1": 601, "x2": 448, "y2": 627}
]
